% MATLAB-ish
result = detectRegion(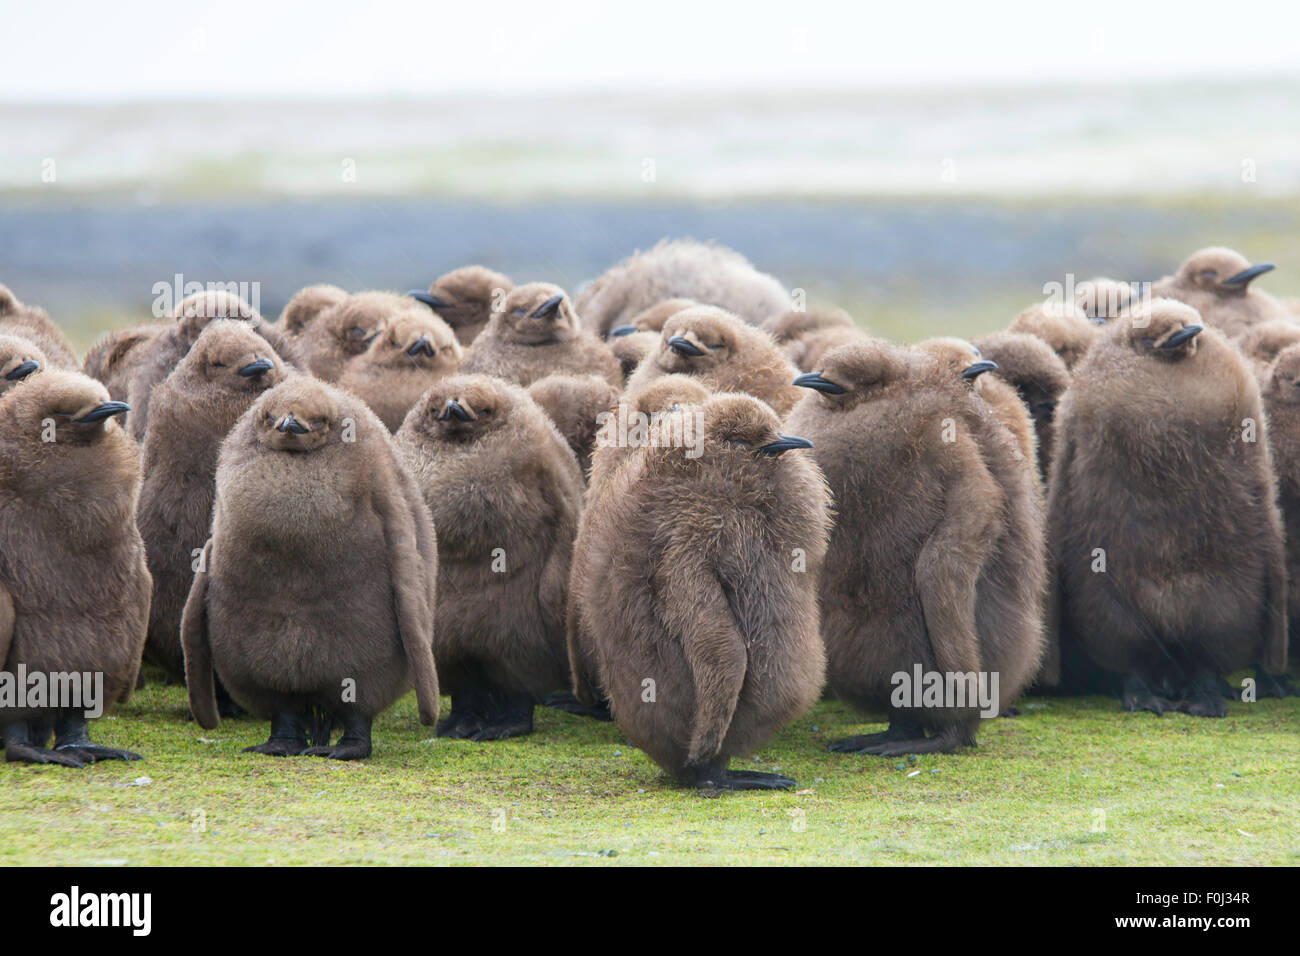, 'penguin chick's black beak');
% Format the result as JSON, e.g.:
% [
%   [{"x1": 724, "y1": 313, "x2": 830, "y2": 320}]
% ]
[
  {"x1": 238, "y1": 357, "x2": 274, "y2": 377},
  {"x1": 4, "y1": 360, "x2": 39, "y2": 380},
  {"x1": 608, "y1": 324, "x2": 638, "y2": 338},
  {"x1": 1222, "y1": 263, "x2": 1275, "y2": 287},
  {"x1": 529, "y1": 294, "x2": 565, "y2": 320},
  {"x1": 276, "y1": 412, "x2": 309, "y2": 434},
  {"x1": 756, "y1": 434, "x2": 814, "y2": 456},
  {"x1": 406, "y1": 334, "x2": 436, "y2": 358},
  {"x1": 668, "y1": 335, "x2": 706, "y2": 357},
  {"x1": 407, "y1": 290, "x2": 448, "y2": 310},
  {"x1": 438, "y1": 399, "x2": 474, "y2": 423},
  {"x1": 792, "y1": 372, "x2": 847, "y2": 395},
  {"x1": 1159, "y1": 324, "x2": 1204, "y2": 349},
  {"x1": 75, "y1": 401, "x2": 130, "y2": 424},
  {"x1": 962, "y1": 359, "x2": 999, "y2": 380}
]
